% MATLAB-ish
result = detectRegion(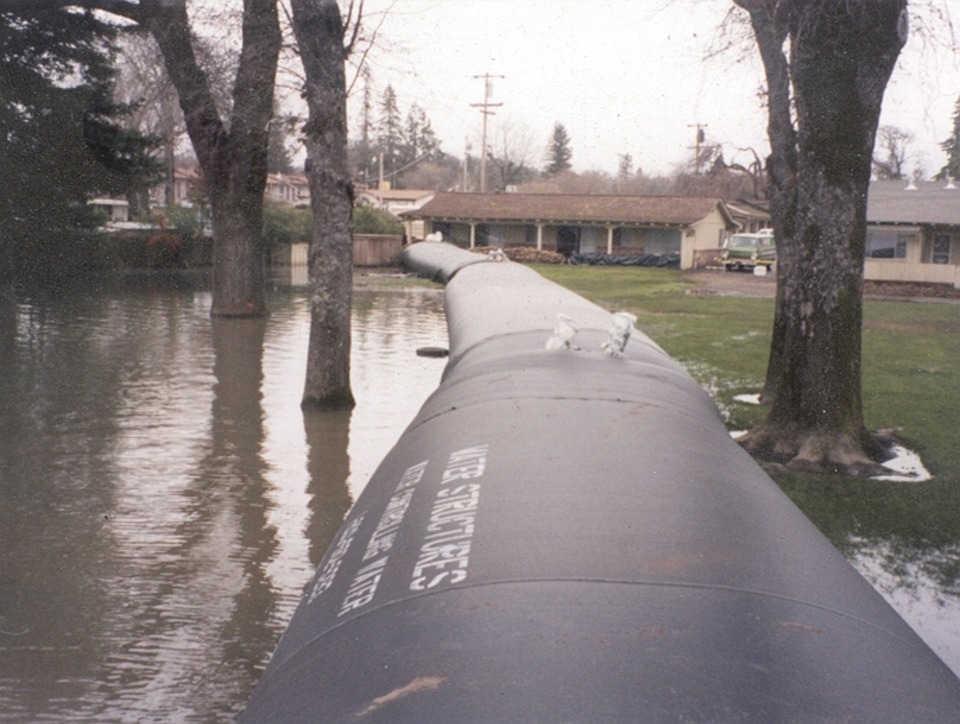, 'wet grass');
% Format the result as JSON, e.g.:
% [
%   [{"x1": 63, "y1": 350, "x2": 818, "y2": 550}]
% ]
[{"x1": 536, "y1": 264, "x2": 960, "y2": 583}]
